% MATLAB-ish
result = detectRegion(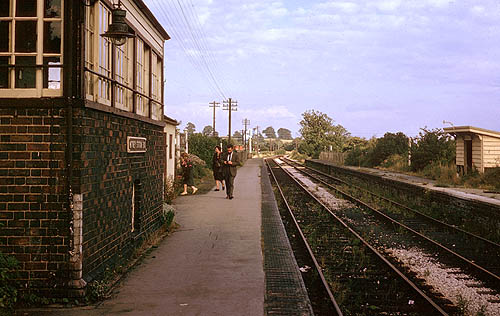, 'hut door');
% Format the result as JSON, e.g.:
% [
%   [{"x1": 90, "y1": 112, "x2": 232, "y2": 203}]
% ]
[{"x1": 465, "y1": 139, "x2": 473, "y2": 173}]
